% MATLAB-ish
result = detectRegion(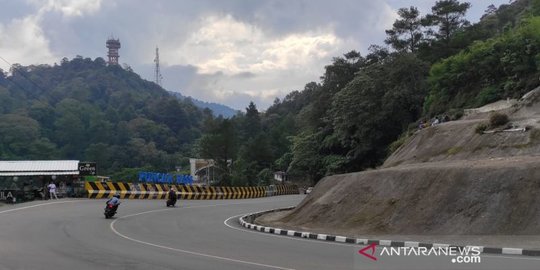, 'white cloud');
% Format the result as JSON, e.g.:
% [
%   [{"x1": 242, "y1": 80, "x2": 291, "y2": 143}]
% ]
[
  {"x1": 255, "y1": 31, "x2": 340, "y2": 71},
  {"x1": 172, "y1": 15, "x2": 342, "y2": 75},
  {"x1": 156, "y1": 14, "x2": 348, "y2": 108},
  {"x1": 0, "y1": 15, "x2": 56, "y2": 71},
  {"x1": 0, "y1": 0, "x2": 103, "y2": 71},
  {"x1": 30, "y1": 0, "x2": 103, "y2": 17}
]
